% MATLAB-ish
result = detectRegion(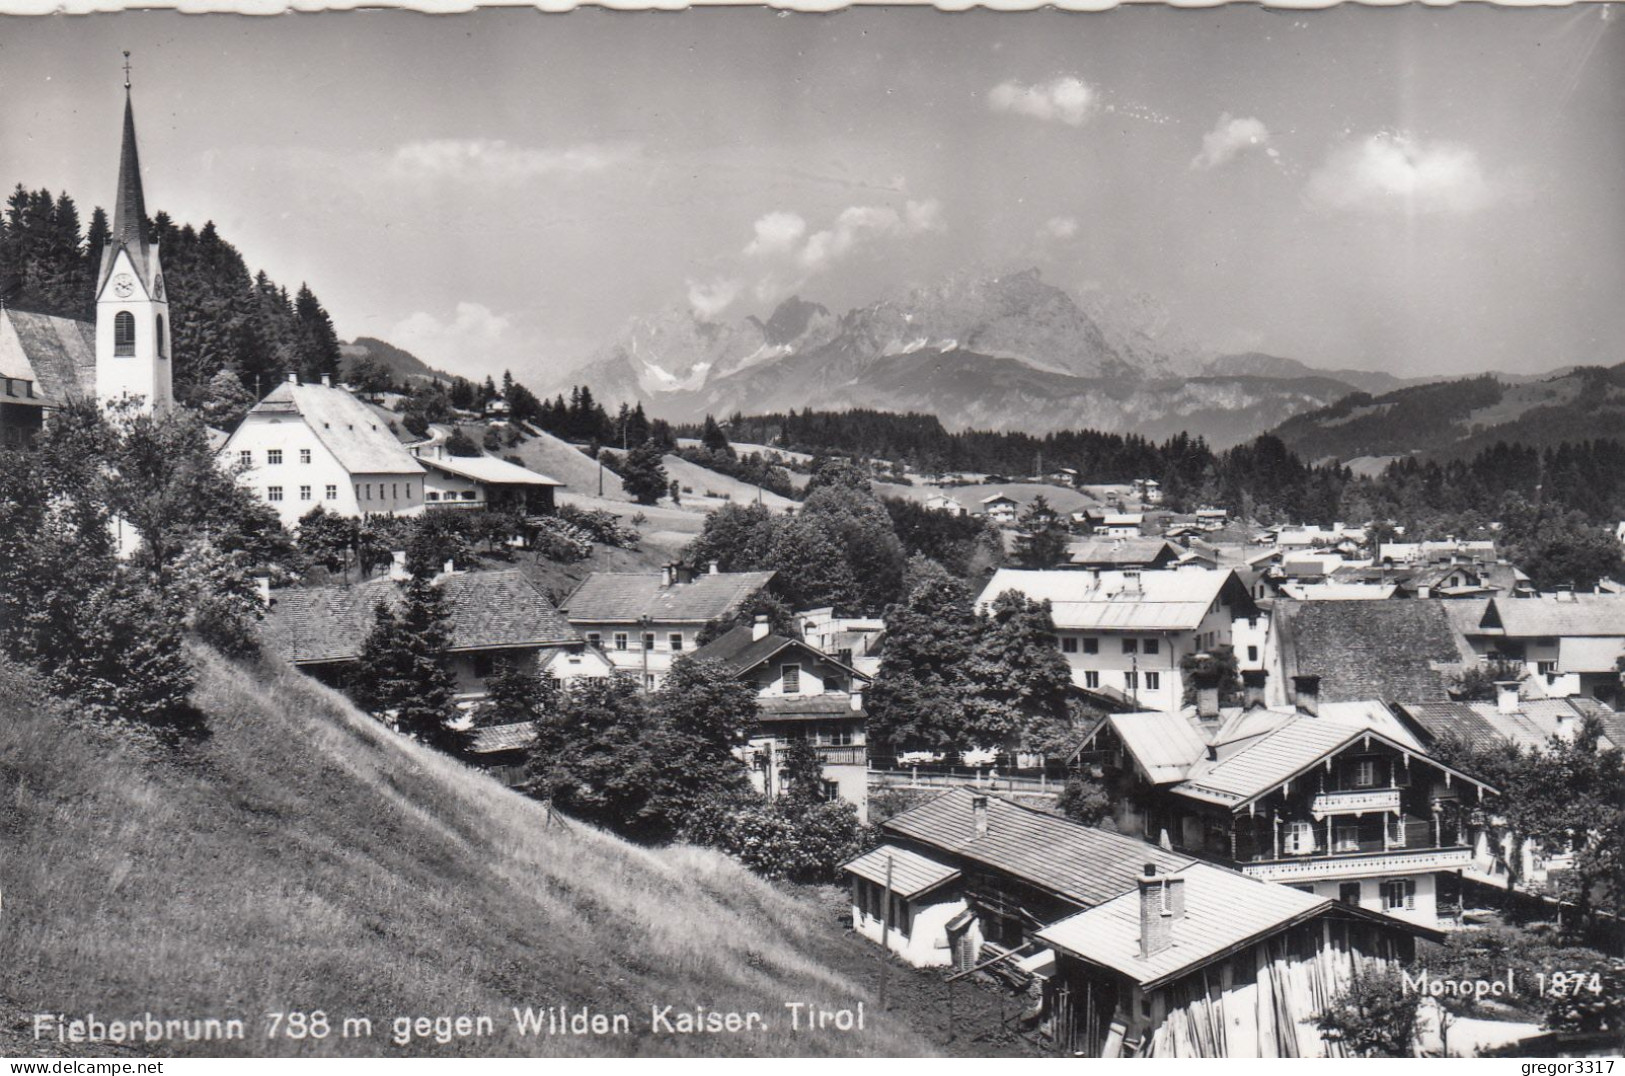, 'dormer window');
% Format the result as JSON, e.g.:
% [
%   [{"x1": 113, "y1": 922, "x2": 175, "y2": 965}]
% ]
[{"x1": 113, "y1": 311, "x2": 136, "y2": 356}]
